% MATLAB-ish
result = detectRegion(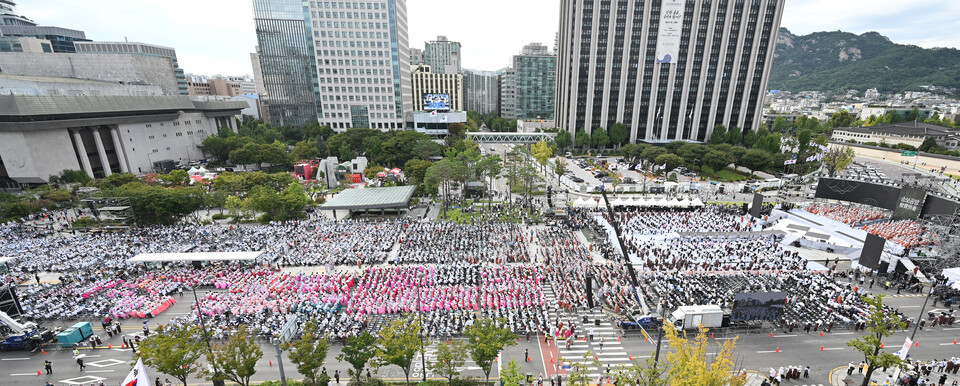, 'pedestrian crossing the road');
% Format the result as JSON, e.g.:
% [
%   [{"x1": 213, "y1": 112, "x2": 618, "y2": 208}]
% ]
[{"x1": 542, "y1": 284, "x2": 634, "y2": 382}]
